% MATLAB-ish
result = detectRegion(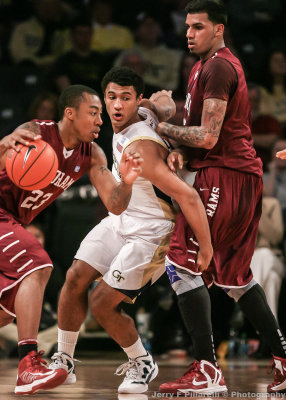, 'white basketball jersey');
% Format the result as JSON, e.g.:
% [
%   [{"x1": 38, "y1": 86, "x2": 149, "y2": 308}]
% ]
[{"x1": 112, "y1": 107, "x2": 174, "y2": 220}]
